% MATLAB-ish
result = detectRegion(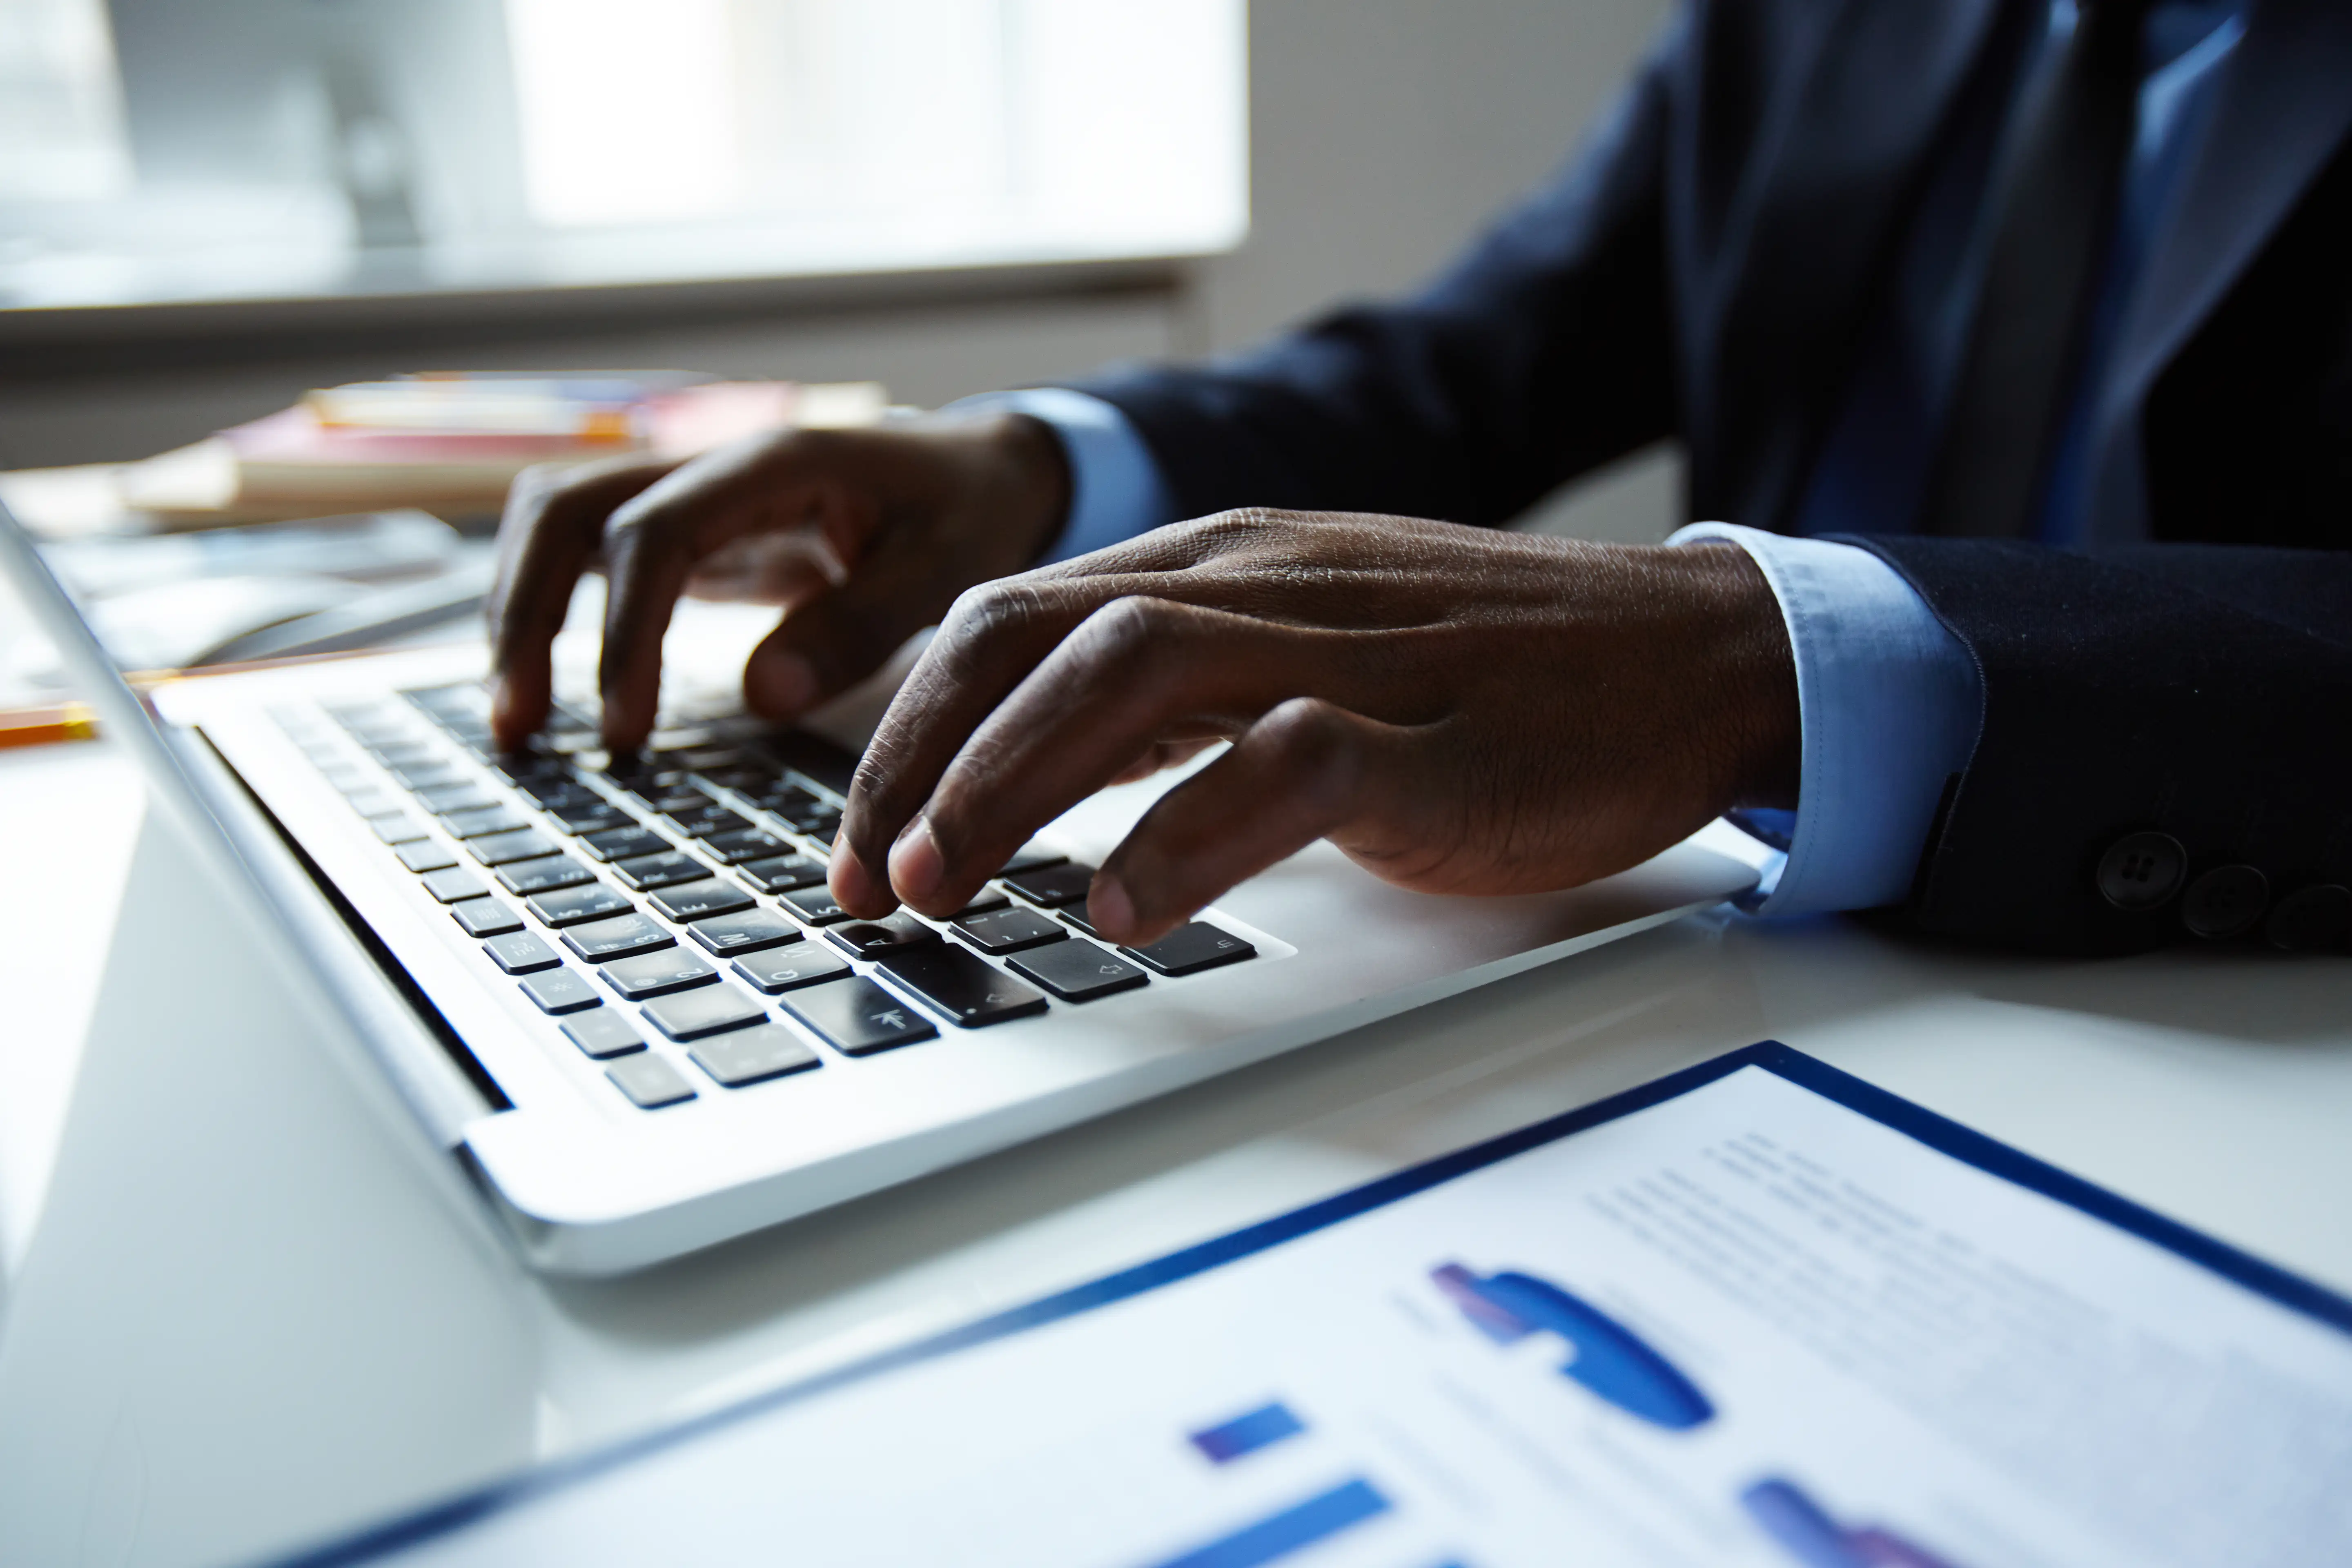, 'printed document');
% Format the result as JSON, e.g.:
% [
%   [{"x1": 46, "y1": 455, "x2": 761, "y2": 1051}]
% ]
[{"x1": 304, "y1": 1051, "x2": 2352, "y2": 1568}]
